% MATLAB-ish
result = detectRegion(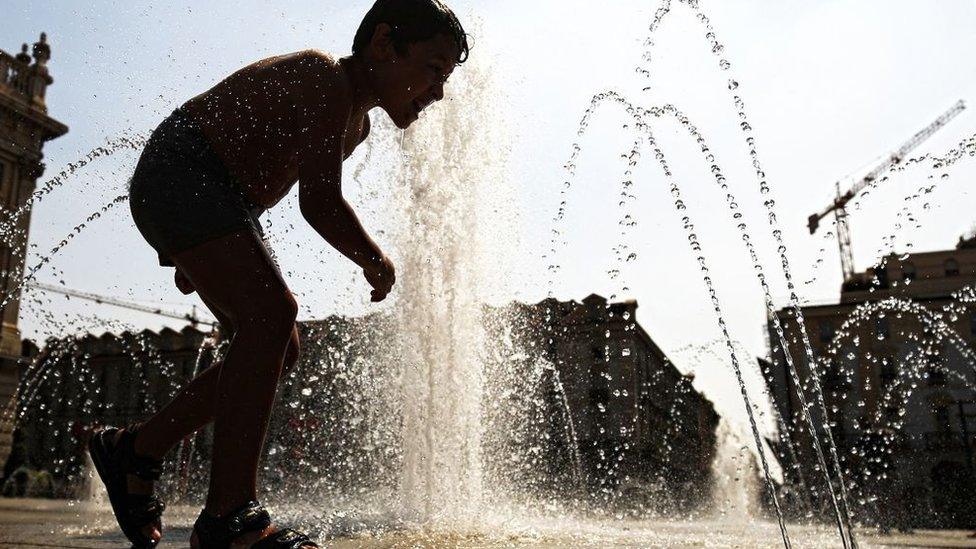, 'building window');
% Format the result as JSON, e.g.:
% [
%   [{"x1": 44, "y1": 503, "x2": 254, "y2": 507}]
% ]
[
  {"x1": 589, "y1": 385, "x2": 610, "y2": 407},
  {"x1": 818, "y1": 320, "x2": 835, "y2": 344},
  {"x1": 927, "y1": 367, "x2": 946, "y2": 387},
  {"x1": 875, "y1": 265, "x2": 890, "y2": 288},
  {"x1": 901, "y1": 262, "x2": 916, "y2": 282},
  {"x1": 927, "y1": 354, "x2": 947, "y2": 386},
  {"x1": 875, "y1": 316, "x2": 890, "y2": 340},
  {"x1": 822, "y1": 359, "x2": 847, "y2": 391},
  {"x1": 880, "y1": 357, "x2": 897, "y2": 389},
  {"x1": 945, "y1": 258, "x2": 960, "y2": 277},
  {"x1": 590, "y1": 360, "x2": 609, "y2": 408},
  {"x1": 591, "y1": 346, "x2": 605, "y2": 361},
  {"x1": 823, "y1": 369, "x2": 844, "y2": 391},
  {"x1": 935, "y1": 405, "x2": 951, "y2": 432}
]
